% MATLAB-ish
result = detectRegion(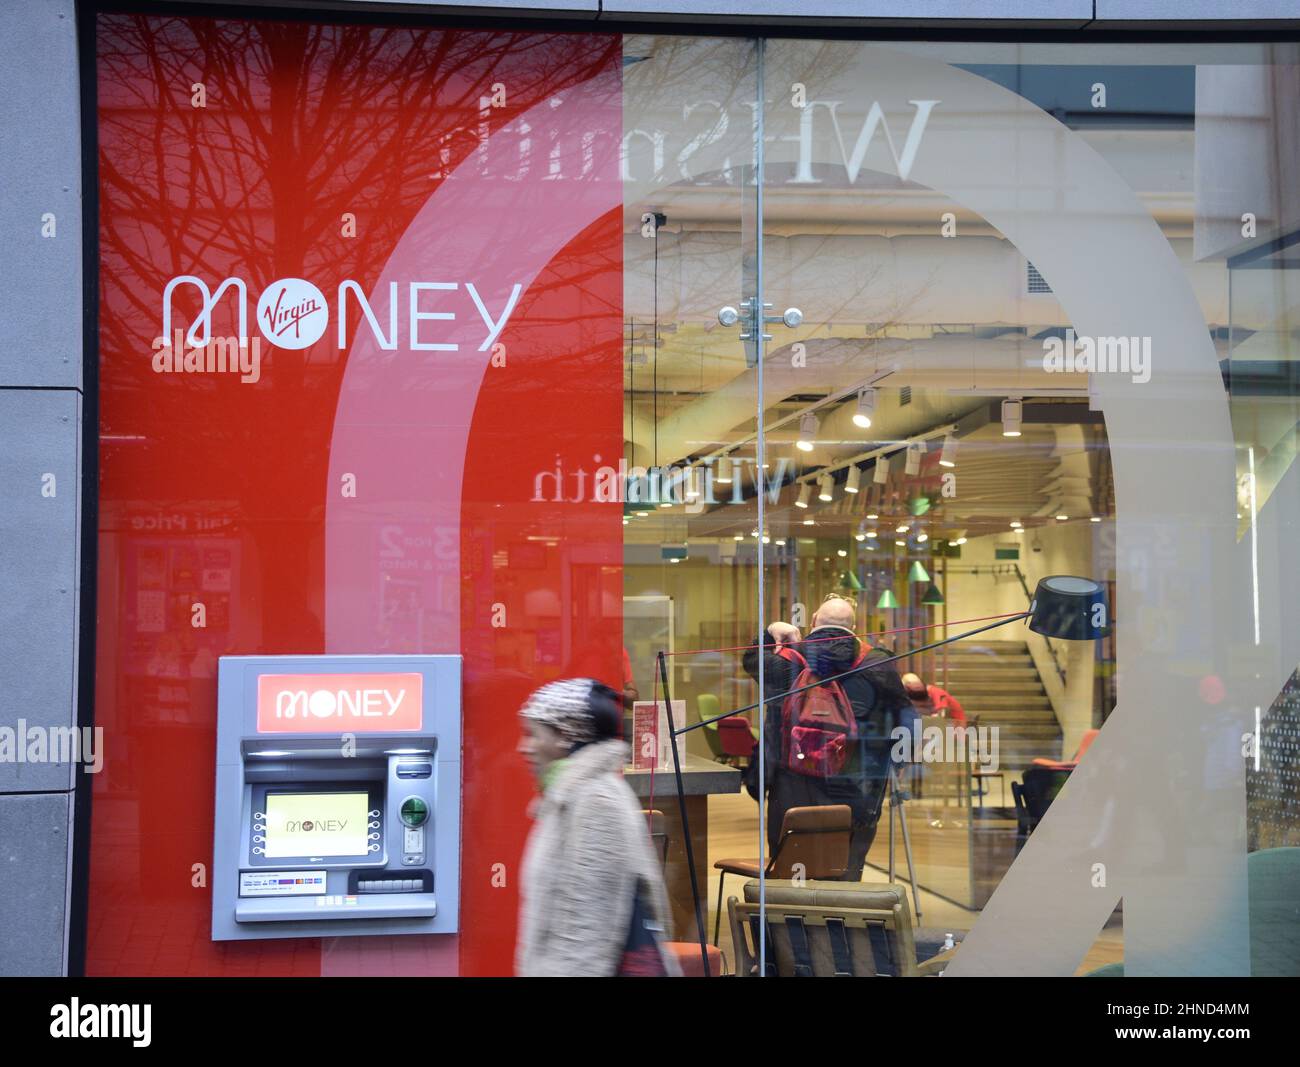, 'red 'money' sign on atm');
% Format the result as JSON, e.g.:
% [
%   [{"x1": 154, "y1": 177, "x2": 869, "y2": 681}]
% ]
[{"x1": 256, "y1": 673, "x2": 423, "y2": 733}]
